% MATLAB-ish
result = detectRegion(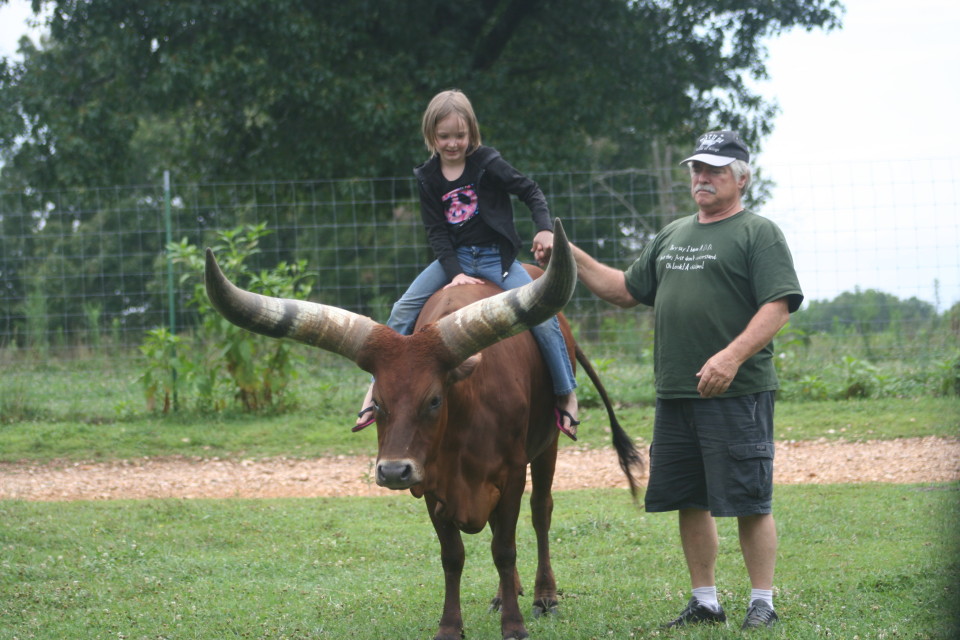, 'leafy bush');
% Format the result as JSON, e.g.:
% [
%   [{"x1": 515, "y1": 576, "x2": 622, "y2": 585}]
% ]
[
  {"x1": 140, "y1": 223, "x2": 314, "y2": 412},
  {"x1": 934, "y1": 350, "x2": 960, "y2": 397},
  {"x1": 138, "y1": 327, "x2": 182, "y2": 413},
  {"x1": 840, "y1": 356, "x2": 882, "y2": 399}
]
